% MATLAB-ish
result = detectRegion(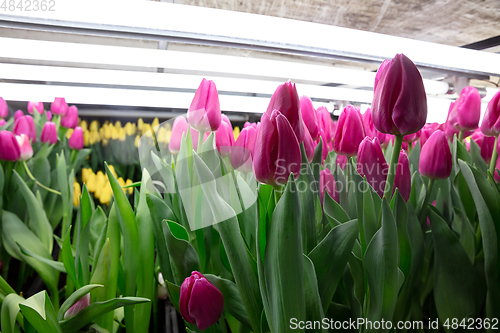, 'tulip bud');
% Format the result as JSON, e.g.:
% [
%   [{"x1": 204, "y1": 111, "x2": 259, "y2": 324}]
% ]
[
  {"x1": 302, "y1": 125, "x2": 315, "y2": 162},
  {"x1": 46, "y1": 111, "x2": 52, "y2": 121},
  {"x1": 187, "y1": 79, "x2": 221, "y2": 132},
  {"x1": 51, "y1": 97, "x2": 68, "y2": 116},
  {"x1": 333, "y1": 105, "x2": 366, "y2": 157},
  {"x1": 371, "y1": 54, "x2": 427, "y2": 136},
  {"x1": 61, "y1": 105, "x2": 79, "y2": 129},
  {"x1": 403, "y1": 131, "x2": 420, "y2": 143},
  {"x1": 0, "y1": 130, "x2": 21, "y2": 161},
  {"x1": 0, "y1": 119, "x2": 6, "y2": 127},
  {"x1": 208, "y1": 119, "x2": 234, "y2": 157},
  {"x1": 363, "y1": 109, "x2": 390, "y2": 147},
  {"x1": 336, "y1": 154, "x2": 347, "y2": 170},
  {"x1": 41, "y1": 122, "x2": 58, "y2": 144},
  {"x1": 480, "y1": 90, "x2": 500, "y2": 137},
  {"x1": 27, "y1": 101, "x2": 44, "y2": 115},
  {"x1": 357, "y1": 137, "x2": 388, "y2": 197},
  {"x1": 69, "y1": 126, "x2": 84, "y2": 150},
  {"x1": 320, "y1": 168, "x2": 338, "y2": 204},
  {"x1": 470, "y1": 129, "x2": 496, "y2": 163},
  {"x1": 179, "y1": 271, "x2": 224, "y2": 330},
  {"x1": 419, "y1": 123, "x2": 439, "y2": 148},
  {"x1": 231, "y1": 123, "x2": 257, "y2": 173},
  {"x1": 157, "y1": 273, "x2": 168, "y2": 300},
  {"x1": 253, "y1": 109, "x2": 301, "y2": 187},
  {"x1": 300, "y1": 95, "x2": 320, "y2": 140},
  {"x1": 13, "y1": 115, "x2": 37, "y2": 143},
  {"x1": 374, "y1": 59, "x2": 391, "y2": 91},
  {"x1": 169, "y1": 116, "x2": 189, "y2": 153},
  {"x1": 316, "y1": 106, "x2": 335, "y2": 143},
  {"x1": 267, "y1": 81, "x2": 304, "y2": 142},
  {"x1": 64, "y1": 293, "x2": 91, "y2": 320},
  {"x1": 73, "y1": 182, "x2": 81, "y2": 207},
  {"x1": 0, "y1": 98, "x2": 8, "y2": 118},
  {"x1": 16, "y1": 134, "x2": 33, "y2": 161},
  {"x1": 419, "y1": 130, "x2": 452, "y2": 179},
  {"x1": 14, "y1": 110, "x2": 24, "y2": 121},
  {"x1": 447, "y1": 86, "x2": 481, "y2": 131},
  {"x1": 394, "y1": 150, "x2": 411, "y2": 202}
]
